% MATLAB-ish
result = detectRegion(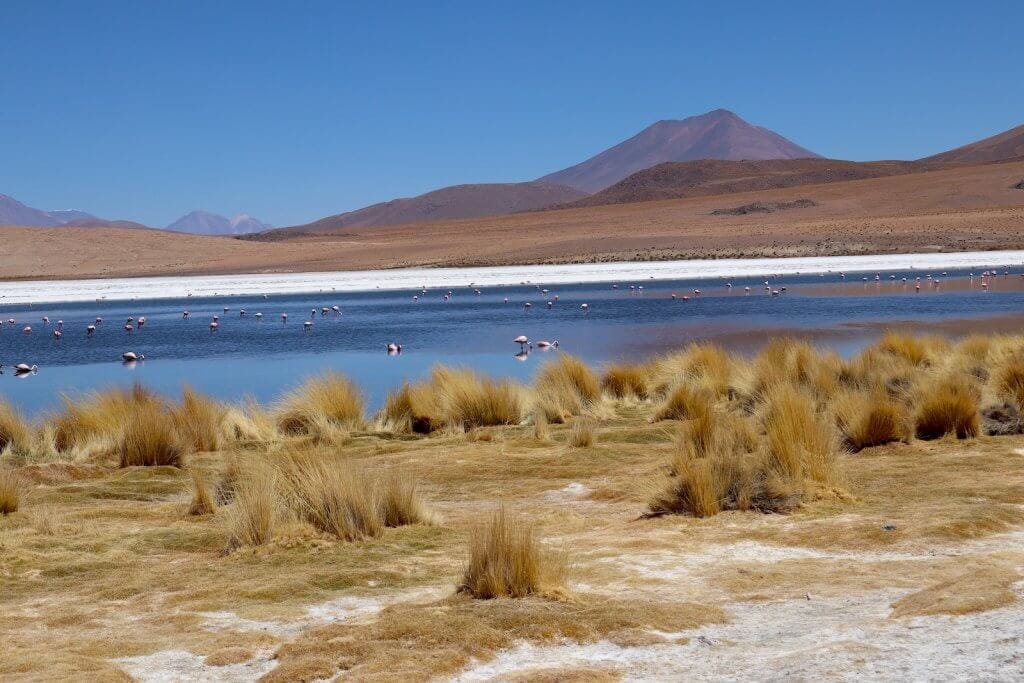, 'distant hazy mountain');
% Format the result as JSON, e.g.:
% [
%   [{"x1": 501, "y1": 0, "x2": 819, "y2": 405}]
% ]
[
  {"x1": 0, "y1": 194, "x2": 109, "y2": 227},
  {"x1": 167, "y1": 210, "x2": 272, "y2": 235},
  {"x1": 539, "y1": 109, "x2": 821, "y2": 193},
  {"x1": 923, "y1": 122, "x2": 1024, "y2": 163},
  {"x1": 269, "y1": 181, "x2": 586, "y2": 236}
]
